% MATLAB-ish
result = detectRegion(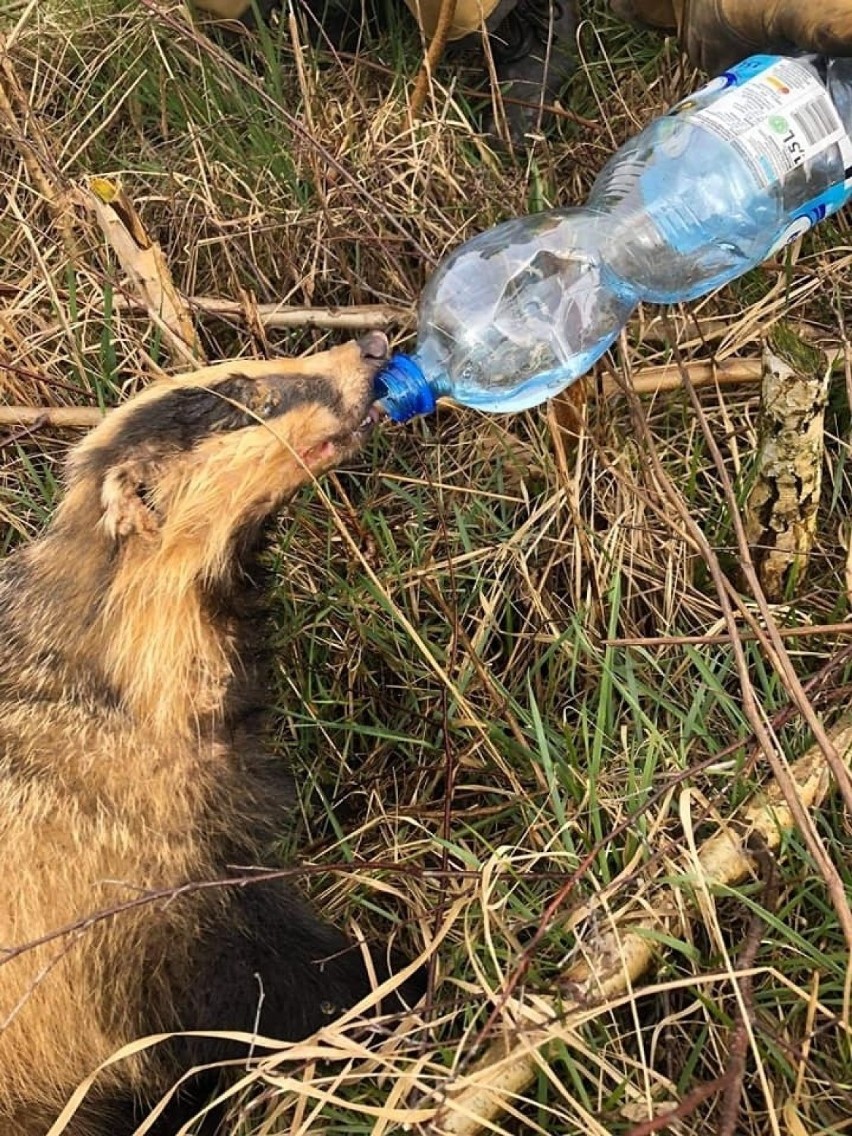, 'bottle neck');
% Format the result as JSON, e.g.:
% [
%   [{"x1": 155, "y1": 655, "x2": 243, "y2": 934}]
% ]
[{"x1": 373, "y1": 352, "x2": 449, "y2": 423}]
